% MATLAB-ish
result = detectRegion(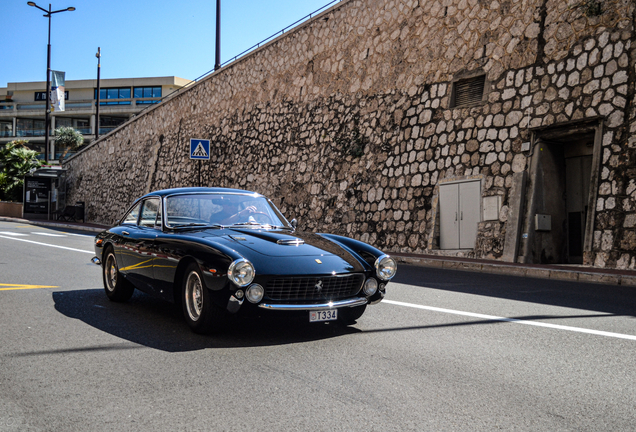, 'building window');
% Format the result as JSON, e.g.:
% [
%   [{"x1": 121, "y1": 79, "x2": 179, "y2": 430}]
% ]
[
  {"x1": 16, "y1": 118, "x2": 46, "y2": 137},
  {"x1": 56, "y1": 117, "x2": 91, "y2": 134},
  {"x1": 451, "y1": 75, "x2": 486, "y2": 108},
  {"x1": 94, "y1": 87, "x2": 131, "y2": 105},
  {"x1": 0, "y1": 120, "x2": 13, "y2": 137},
  {"x1": 99, "y1": 116, "x2": 127, "y2": 134},
  {"x1": 133, "y1": 86, "x2": 162, "y2": 99},
  {"x1": 35, "y1": 91, "x2": 68, "y2": 101}
]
